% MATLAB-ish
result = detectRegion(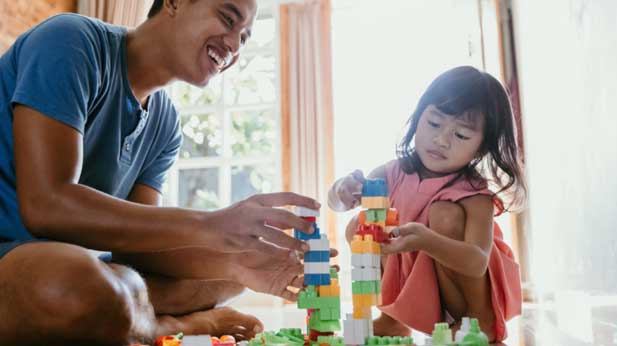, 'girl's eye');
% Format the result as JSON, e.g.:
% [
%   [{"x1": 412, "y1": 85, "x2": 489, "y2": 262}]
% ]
[
  {"x1": 455, "y1": 133, "x2": 470, "y2": 140},
  {"x1": 427, "y1": 120, "x2": 440, "y2": 128}
]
